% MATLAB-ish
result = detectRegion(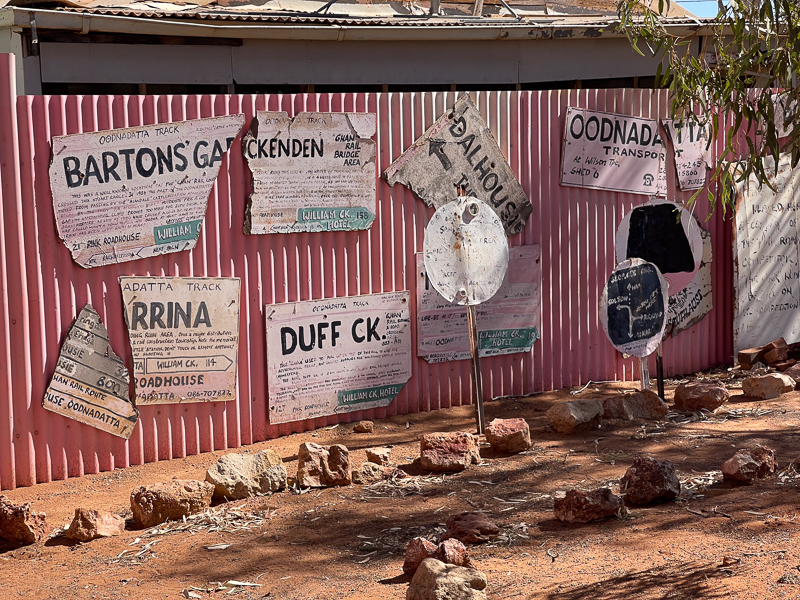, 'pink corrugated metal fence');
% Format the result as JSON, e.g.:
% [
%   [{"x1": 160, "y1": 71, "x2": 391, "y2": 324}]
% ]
[{"x1": 0, "y1": 53, "x2": 733, "y2": 489}]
